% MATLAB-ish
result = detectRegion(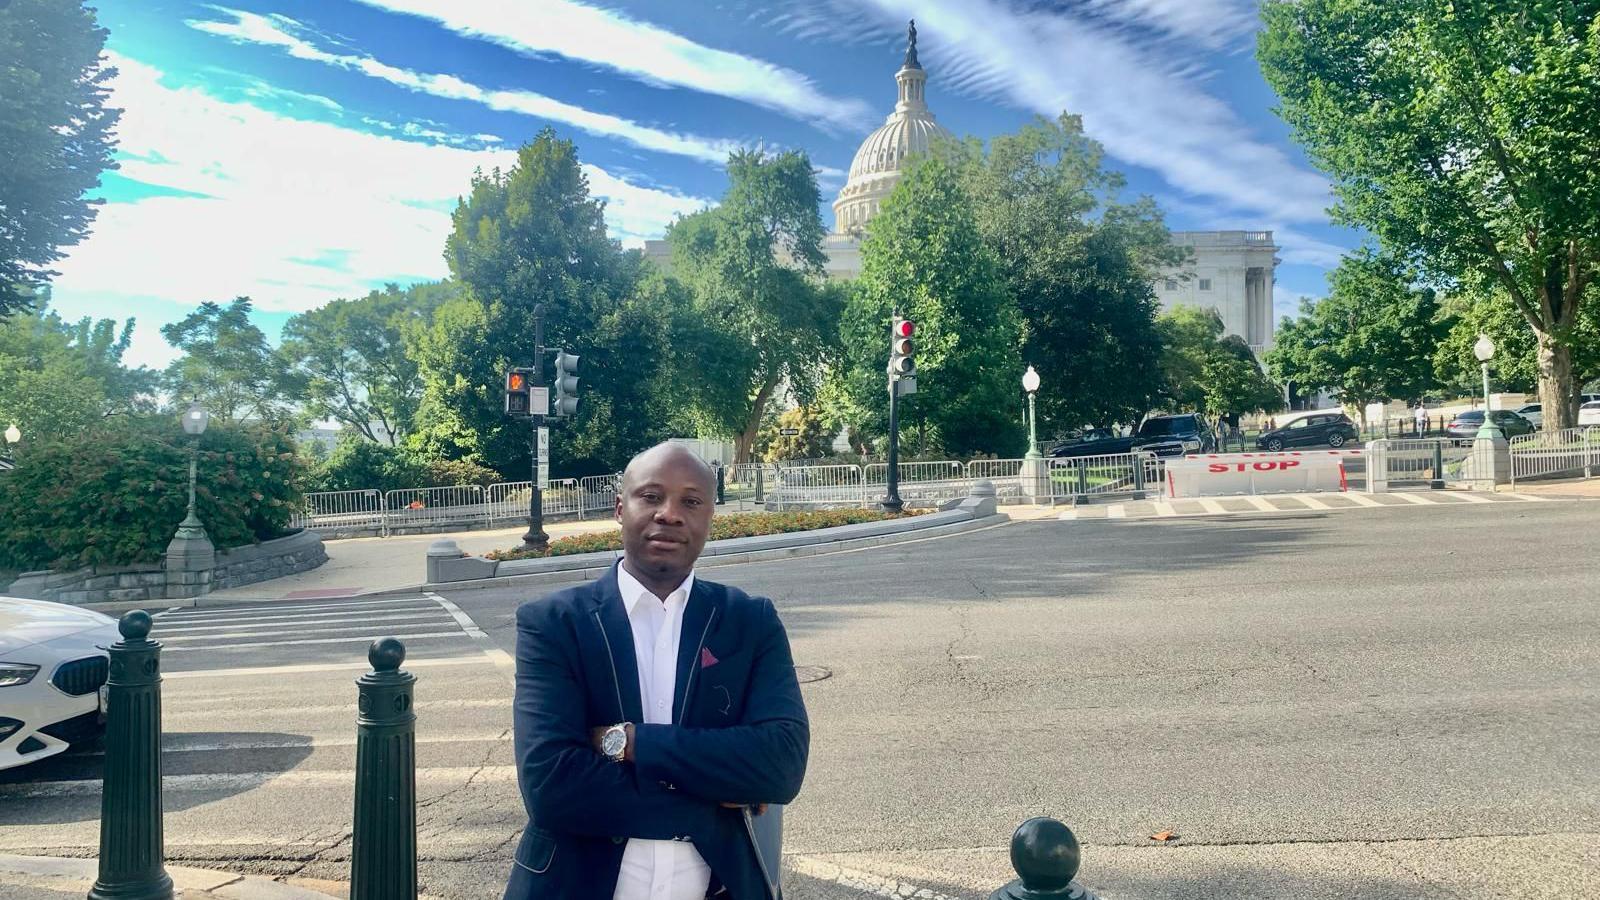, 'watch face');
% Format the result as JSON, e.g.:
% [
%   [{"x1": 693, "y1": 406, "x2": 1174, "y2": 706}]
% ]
[{"x1": 602, "y1": 728, "x2": 626, "y2": 757}]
